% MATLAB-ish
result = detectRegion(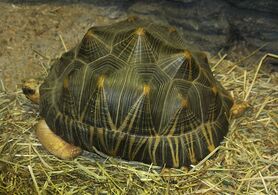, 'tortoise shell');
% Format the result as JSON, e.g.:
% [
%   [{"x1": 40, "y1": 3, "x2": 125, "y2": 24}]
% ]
[{"x1": 40, "y1": 17, "x2": 233, "y2": 168}]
